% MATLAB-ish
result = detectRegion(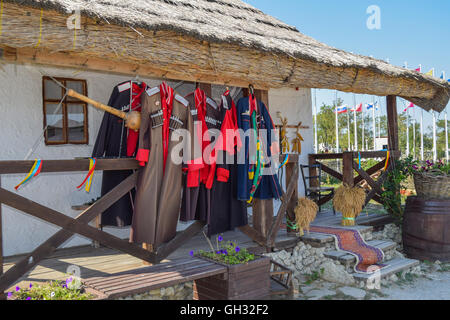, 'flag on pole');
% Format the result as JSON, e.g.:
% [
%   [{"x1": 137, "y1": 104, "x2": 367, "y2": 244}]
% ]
[
  {"x1": 351, "y1": 103, "x2": 362, "y2": 112},
  {"x1": 415, "y1": 65, "x2": 422, "y2": 72},
  {"x1": 440, "y1": 71, "x2": 446, "y2": 80},
  {"x1": 404, "y1": 102, "x2": 414, "y2": 112},
  {"x1": 366, "y1": 103, "x2": 374, "y2": 110},
  {"x1": 424, "y1": 68, "x2": 434, "y2": 77},
  {"x1": 336, "y1": 105, "x2": 348, "y2": 114}
]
